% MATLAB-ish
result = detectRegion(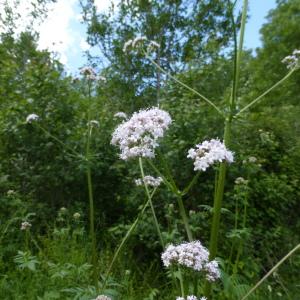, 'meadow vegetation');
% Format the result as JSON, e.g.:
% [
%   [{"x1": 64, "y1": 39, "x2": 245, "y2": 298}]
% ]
[{"x1": 0, "y1": 0, "x2": 299, "y2": 299}]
